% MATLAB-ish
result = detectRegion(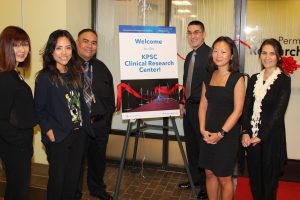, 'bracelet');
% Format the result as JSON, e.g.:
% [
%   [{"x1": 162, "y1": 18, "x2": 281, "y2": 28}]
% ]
[{"x1": 219, "y1": 128, "x2": 227, "y2": 137}]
